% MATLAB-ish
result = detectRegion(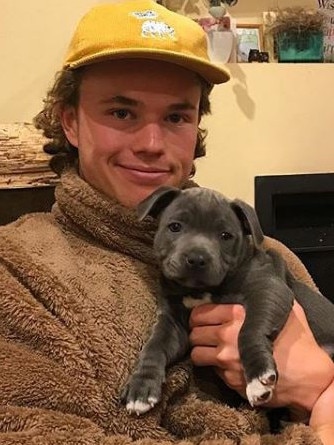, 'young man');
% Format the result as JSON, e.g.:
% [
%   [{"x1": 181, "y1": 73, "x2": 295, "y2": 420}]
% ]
[{"x1": 0, "y1": 1, "x2": 333, "y2": 443}]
